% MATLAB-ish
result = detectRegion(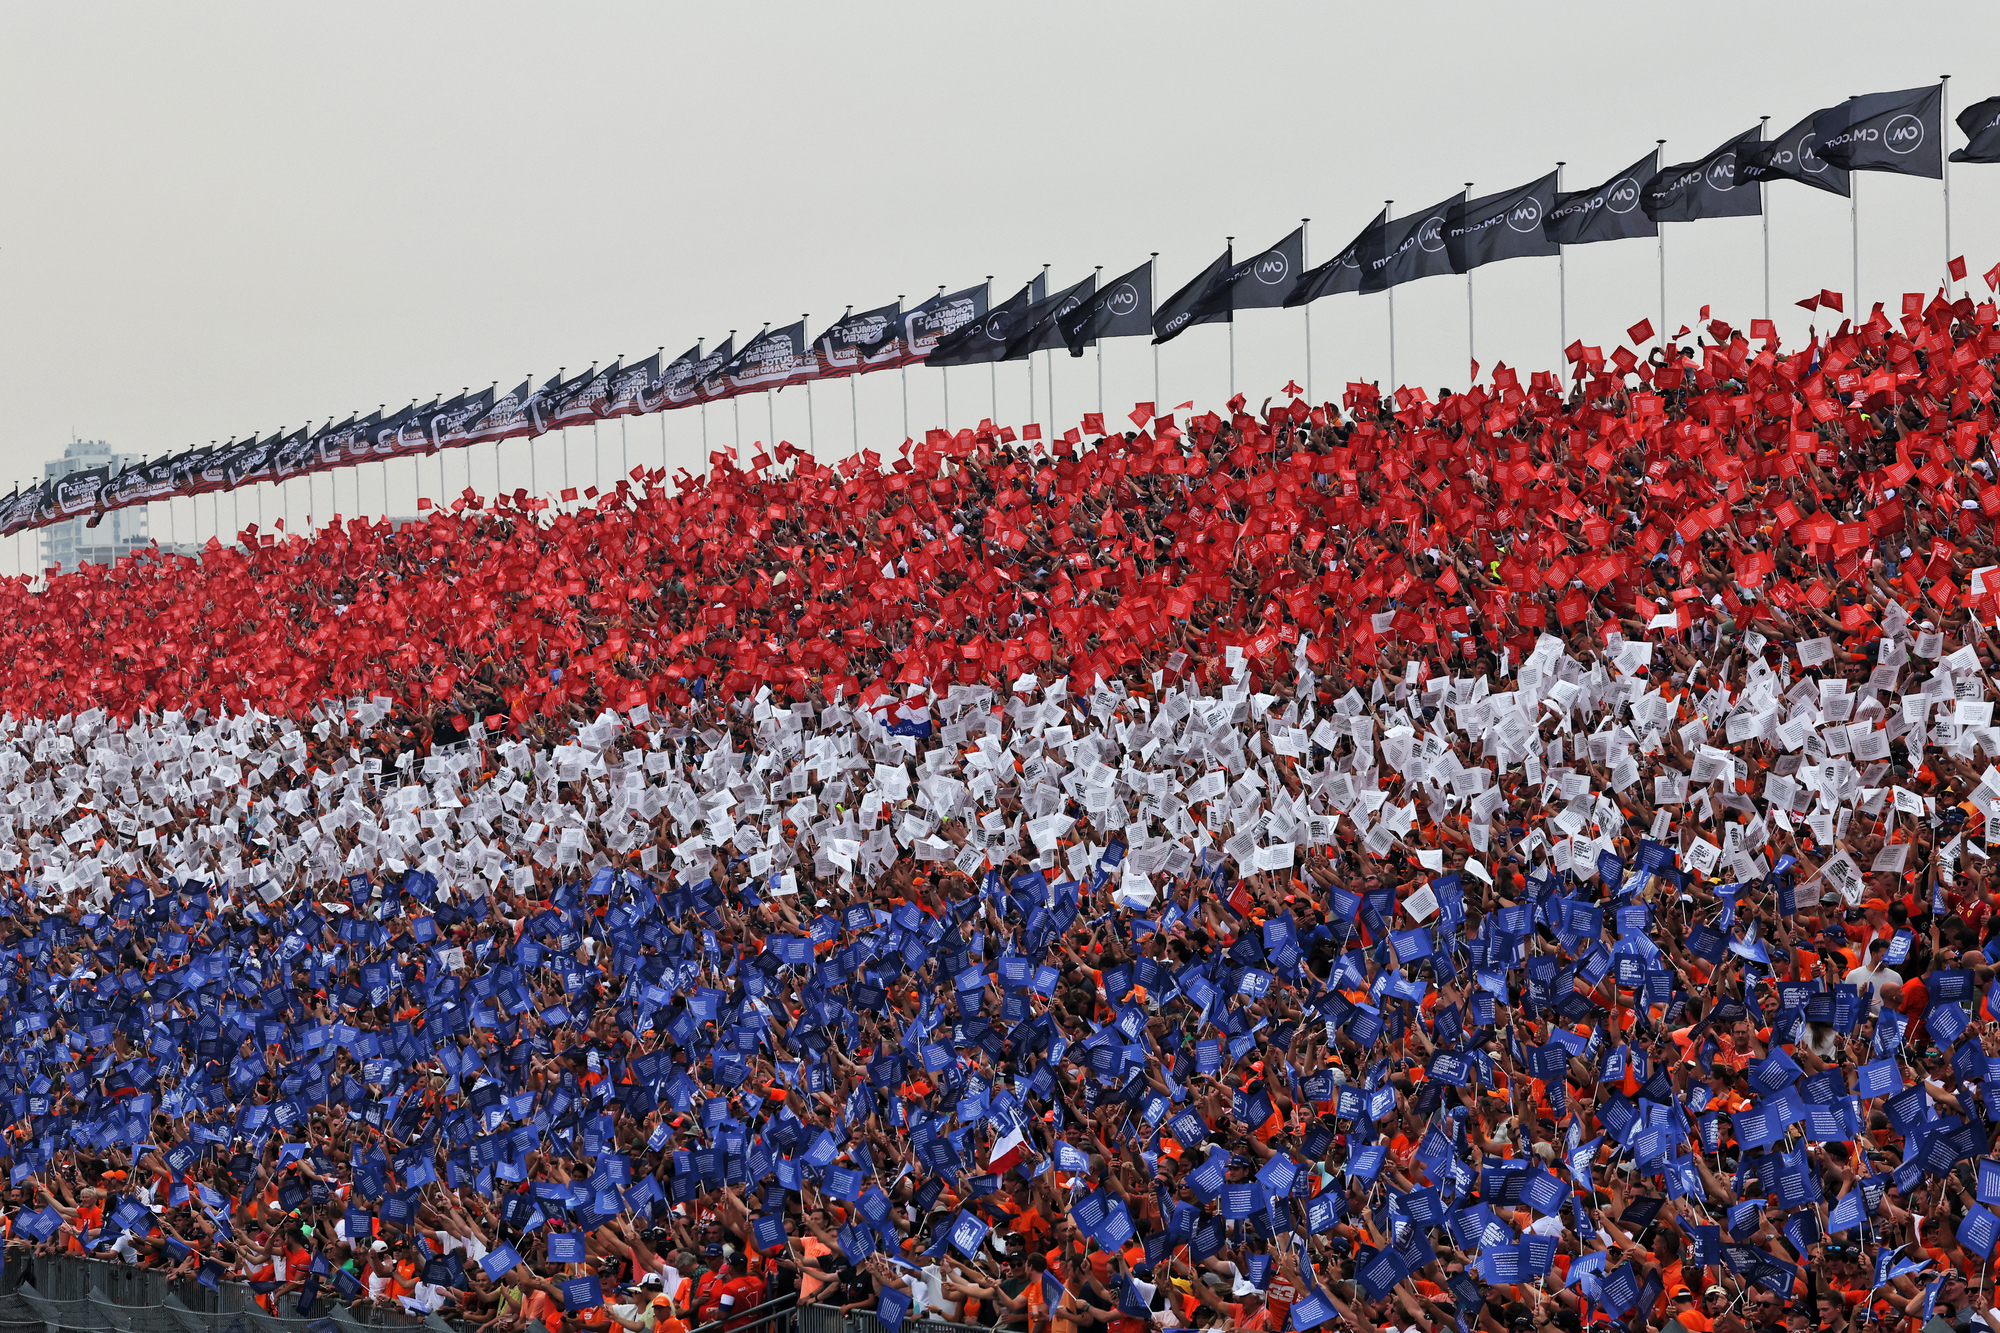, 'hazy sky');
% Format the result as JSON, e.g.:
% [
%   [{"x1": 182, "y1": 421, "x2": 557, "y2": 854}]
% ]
[{"x1": 4, "y1": 2, "x2": 1999, "y2": 559}]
